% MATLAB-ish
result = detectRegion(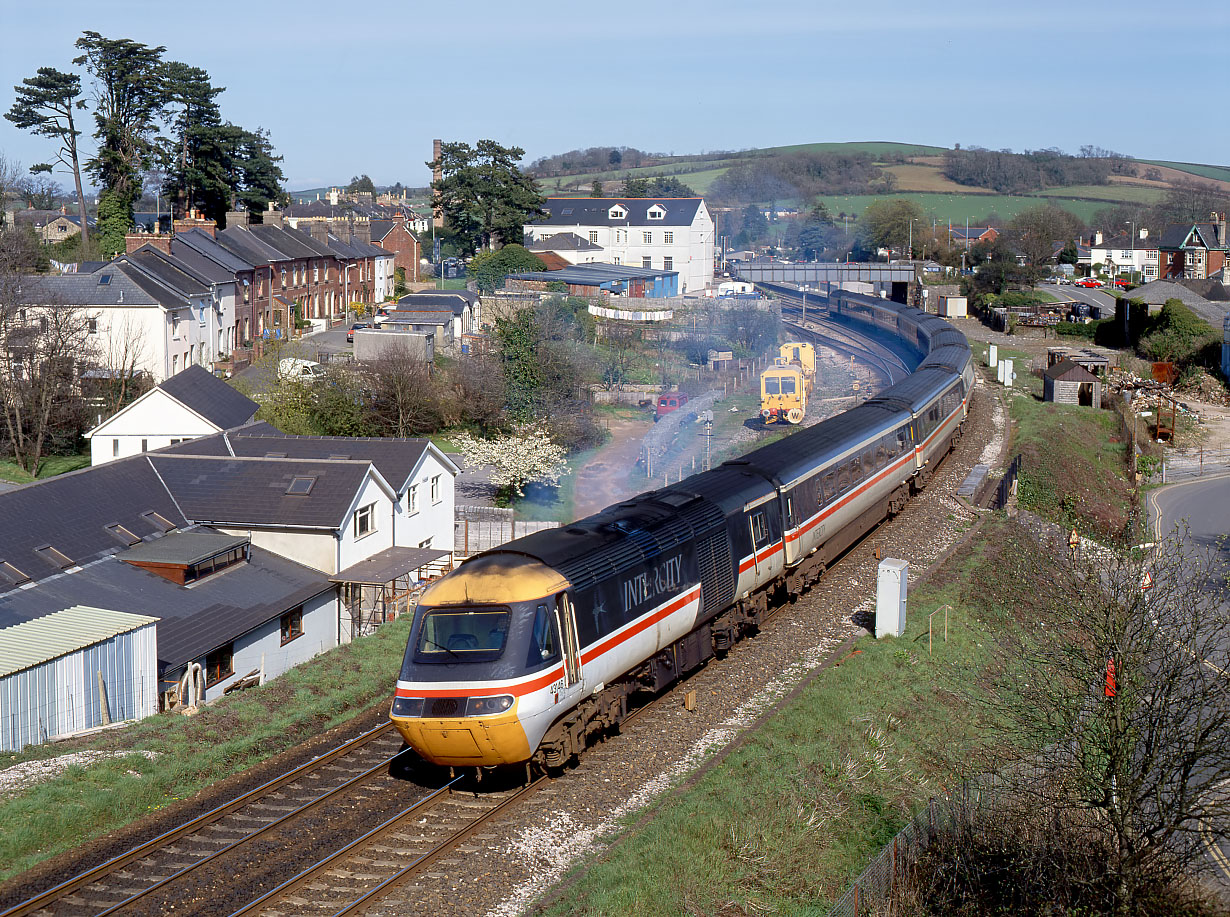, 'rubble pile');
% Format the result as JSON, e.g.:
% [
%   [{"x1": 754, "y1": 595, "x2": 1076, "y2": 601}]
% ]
[{"x1": 1105, "y1": 369, "x2": 1213, "y2": 422}]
